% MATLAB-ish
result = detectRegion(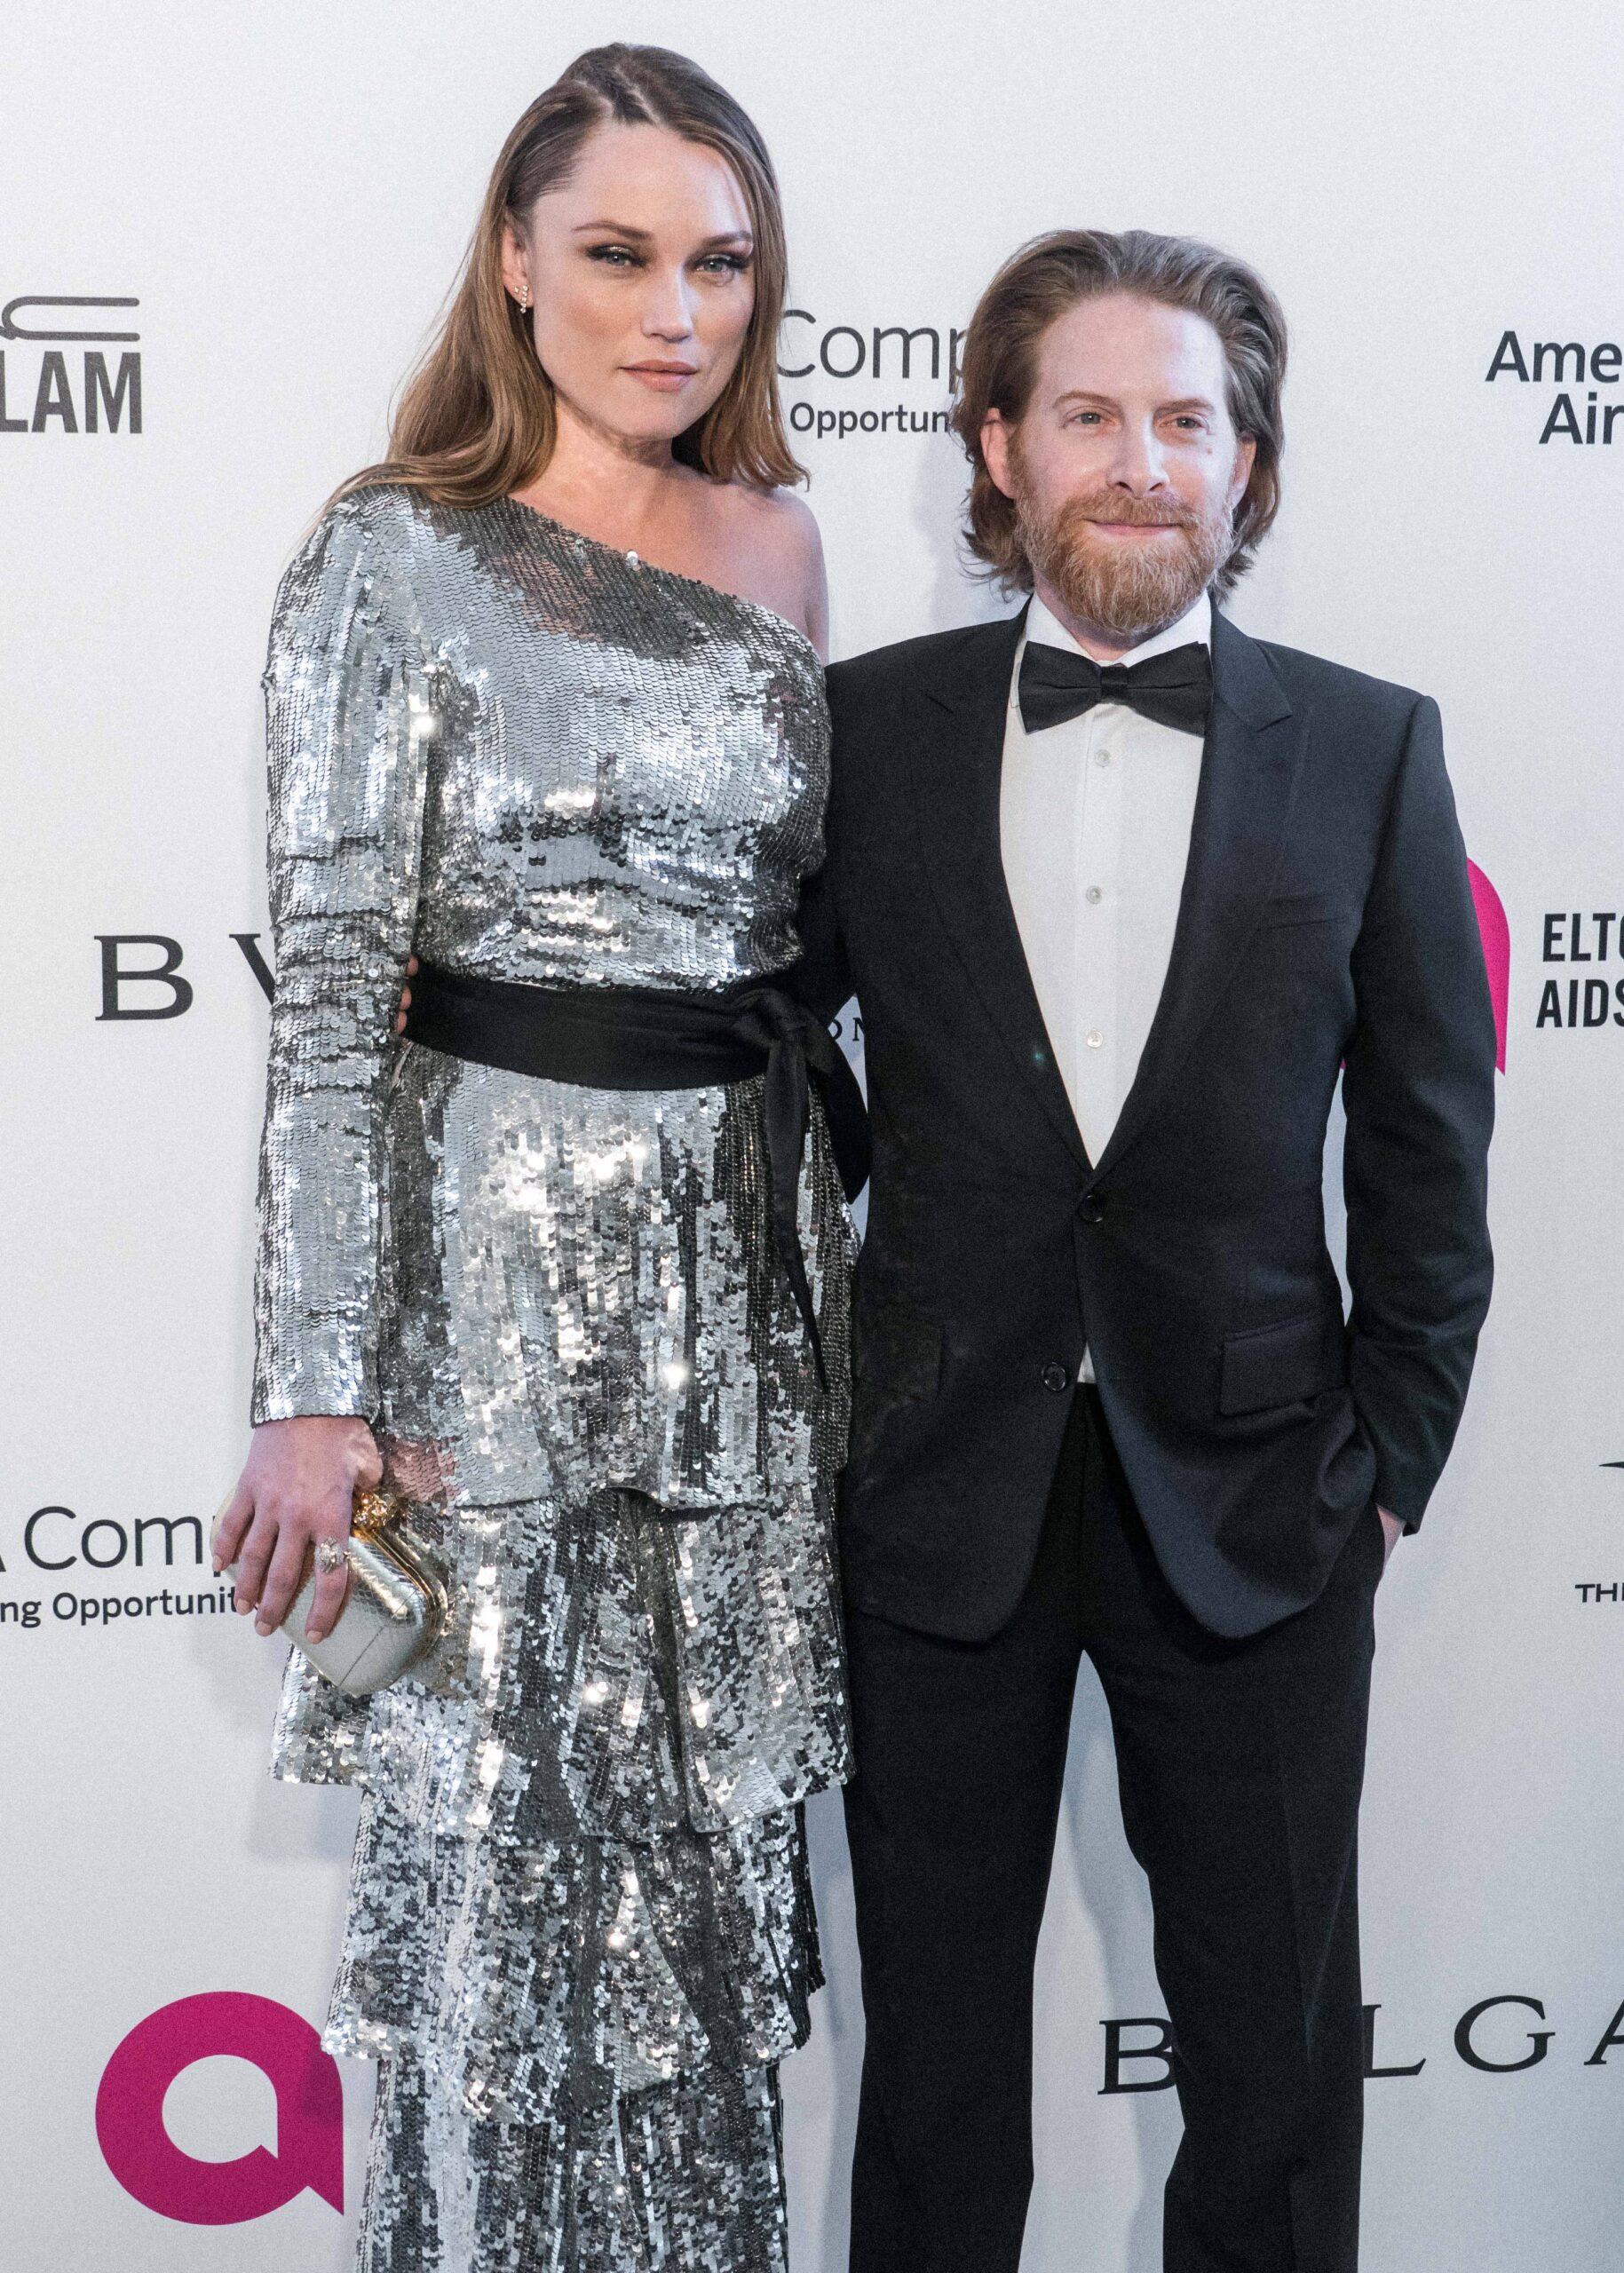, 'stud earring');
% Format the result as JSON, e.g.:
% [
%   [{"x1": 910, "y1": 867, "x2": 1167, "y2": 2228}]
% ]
[{"x1": 516, "y1": 282, "x2": 530, "y2": 314}]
